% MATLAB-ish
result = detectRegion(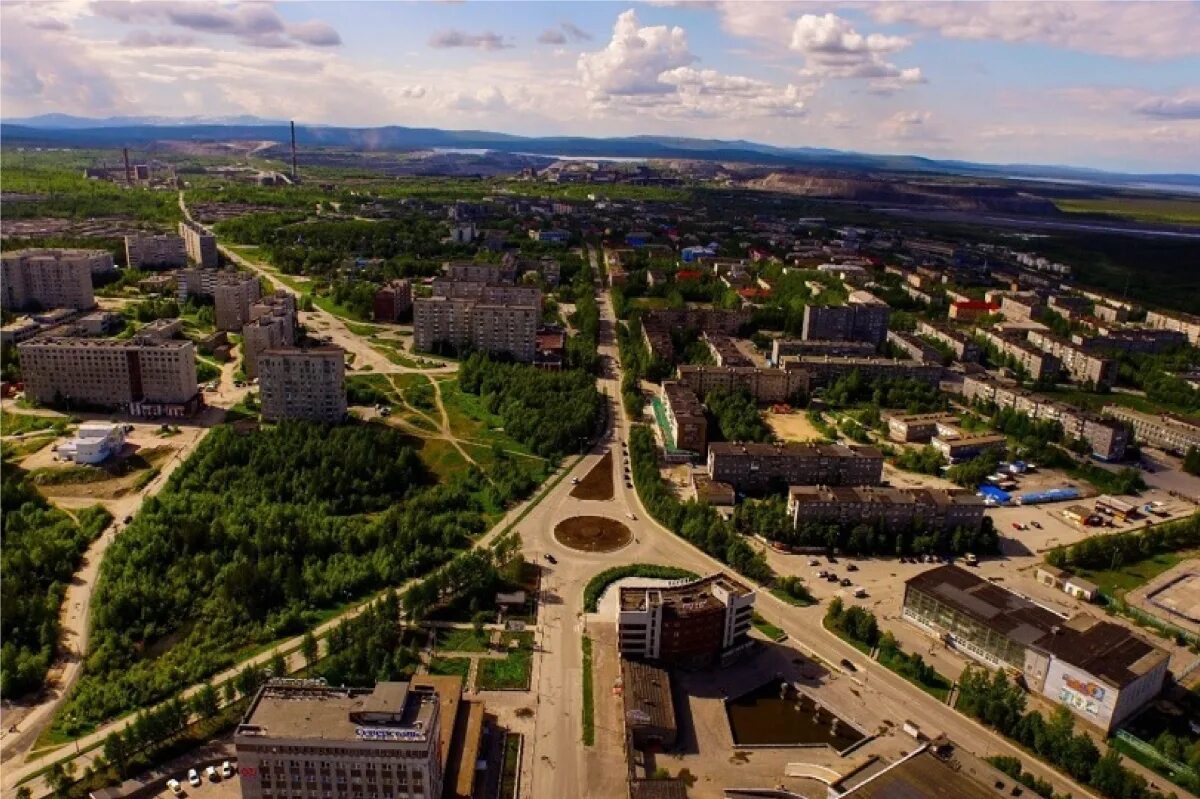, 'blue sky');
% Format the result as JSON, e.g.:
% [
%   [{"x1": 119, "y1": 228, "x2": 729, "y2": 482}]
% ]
[{"x1": 2, "y1": 1, "x2": 1198, "y2": 172}]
